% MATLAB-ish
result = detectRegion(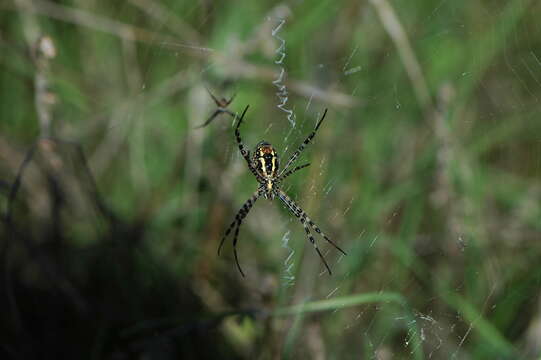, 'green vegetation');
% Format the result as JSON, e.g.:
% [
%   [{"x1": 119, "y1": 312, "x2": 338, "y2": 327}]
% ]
[{"x1": 1, "y1": 0, "x2": 541, "y2": 358}]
